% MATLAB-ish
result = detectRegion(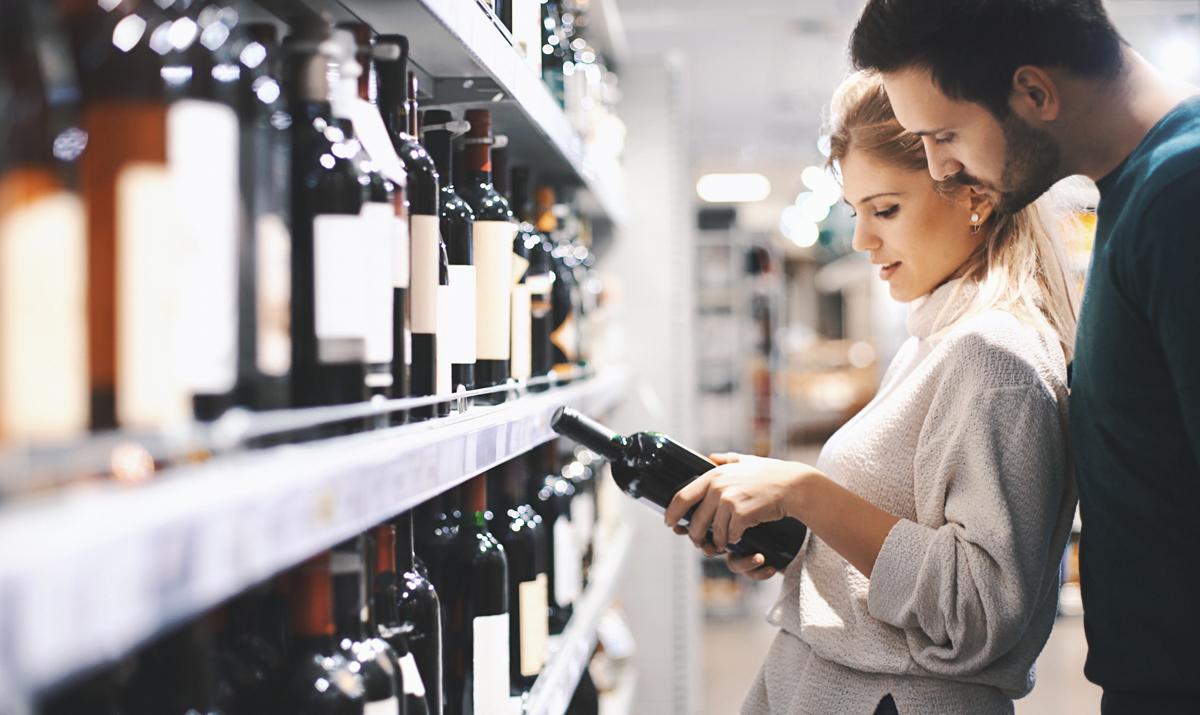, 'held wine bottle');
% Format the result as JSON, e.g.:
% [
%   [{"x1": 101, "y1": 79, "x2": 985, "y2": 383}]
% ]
[
  {"x1": 236, "y1": 23, "x2": 292, "y2": 411},
  {"x1": 439, "y1": 475, "x2": 511, "y2": 715},
  {"x1": 510, "y1": 167, "x2": 554, "y2": 387},
  {"x1": 376, "y1": 36, "x2": 440, "y2": 420},
  {"x1": 332, "y1": 540, "x2": 403, "y2": 715},
  {"x1": 283, "y1": 553, "x2": 367, "y2": 714},
  {"x1": 457, "y1": 109, "x2": 516, "y2": 401},
  {"x1": 551, "y1": 408, "x2": 809, "y2": 570},
  {"x1": 372, "y1": 521, "x2": 438, "y2": 715},
  {"x1": 488, "y1": 459, "x2": 549, "y2": 692},
  {"x1": 284, "y1": 32, "x2": 370, "y2": 409},
  {"x1": 491, "y1": 144, "x2": 533, "y2": 384},
  {"x1": 531, "y1": 442, "x2": 579, "y2": 634},
  {"x1": 0, "y1": 0, "x2": 87, "y2": 443},
  {"x1": 422, "y1": 110, "x2": 476, "y2": 401}
]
